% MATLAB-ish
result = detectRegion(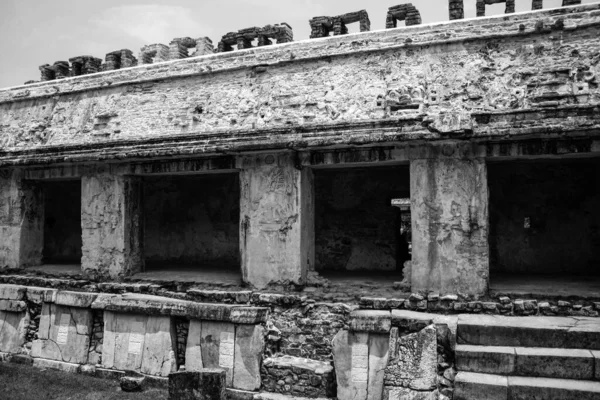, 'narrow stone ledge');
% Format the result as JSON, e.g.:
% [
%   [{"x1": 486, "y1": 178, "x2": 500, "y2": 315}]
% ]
[
  {"x1": 32, "y1": 358, "x2": 81, "y2": 374},
  {"x1": 225, "y1": 388, "x2": 257, "y2": 400},
  {"x1": 55, "y1": 291, "x2": 98, "y2": 308},
  {"x1": 0, "y1": 299, "x2": 27, "y2": 312},
  {"x1": 349, "y1": 310, "x2": 392, "y2": 333},
  {"x1": 91, "y1": 293, "x2": 268, "y2": 323},
  {"x1": 26, "y1": 287, "x2": 58, "y2": 304}
]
